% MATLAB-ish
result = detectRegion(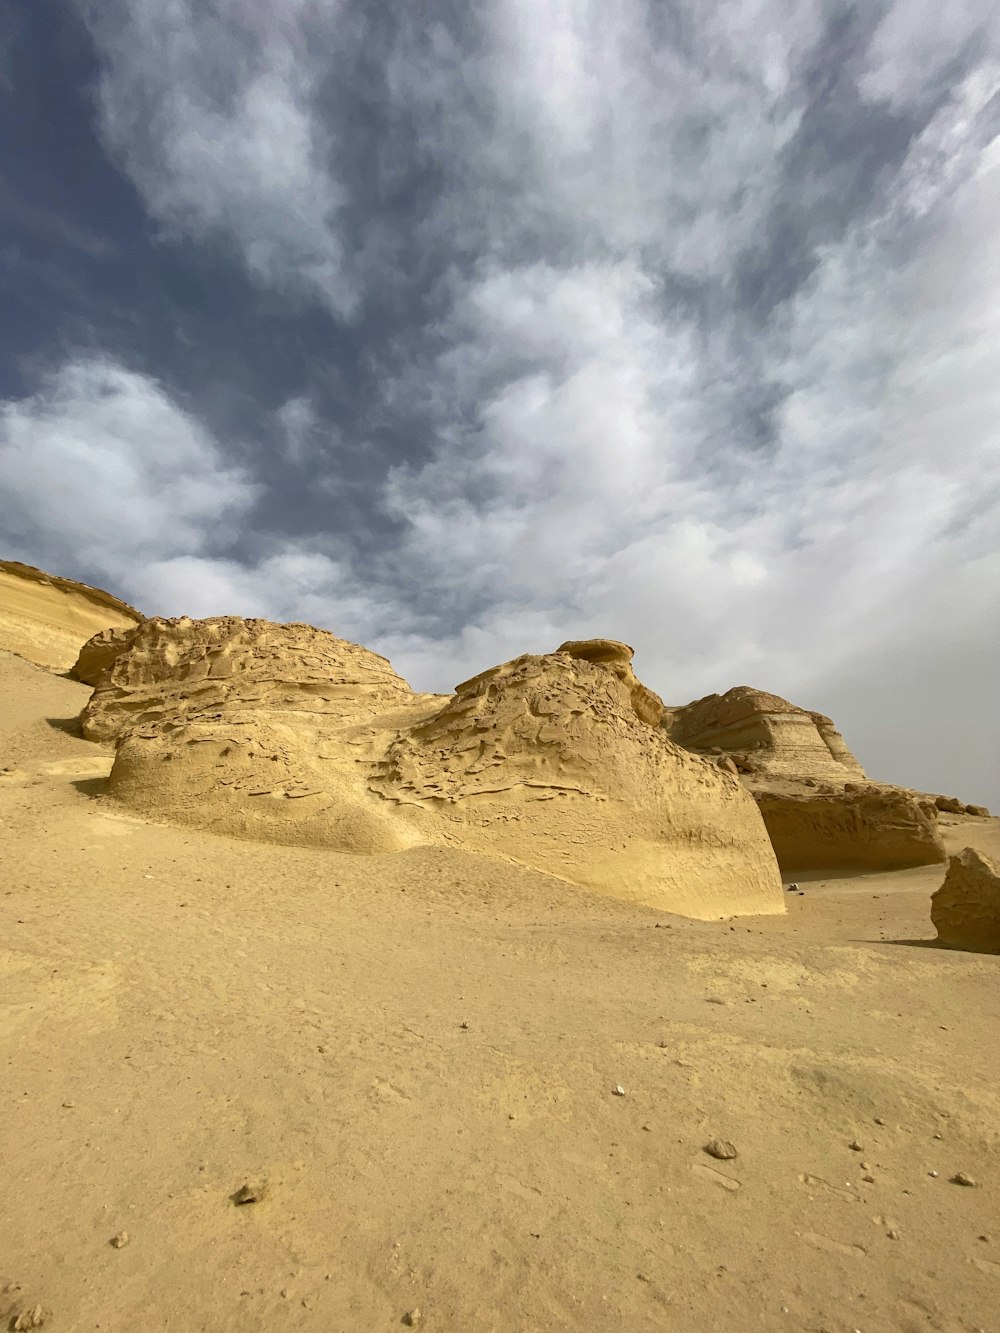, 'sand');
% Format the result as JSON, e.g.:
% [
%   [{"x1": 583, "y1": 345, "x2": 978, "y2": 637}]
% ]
[{"x1": 2, "y1": 649, "x2": 998, "y2": 1333}]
